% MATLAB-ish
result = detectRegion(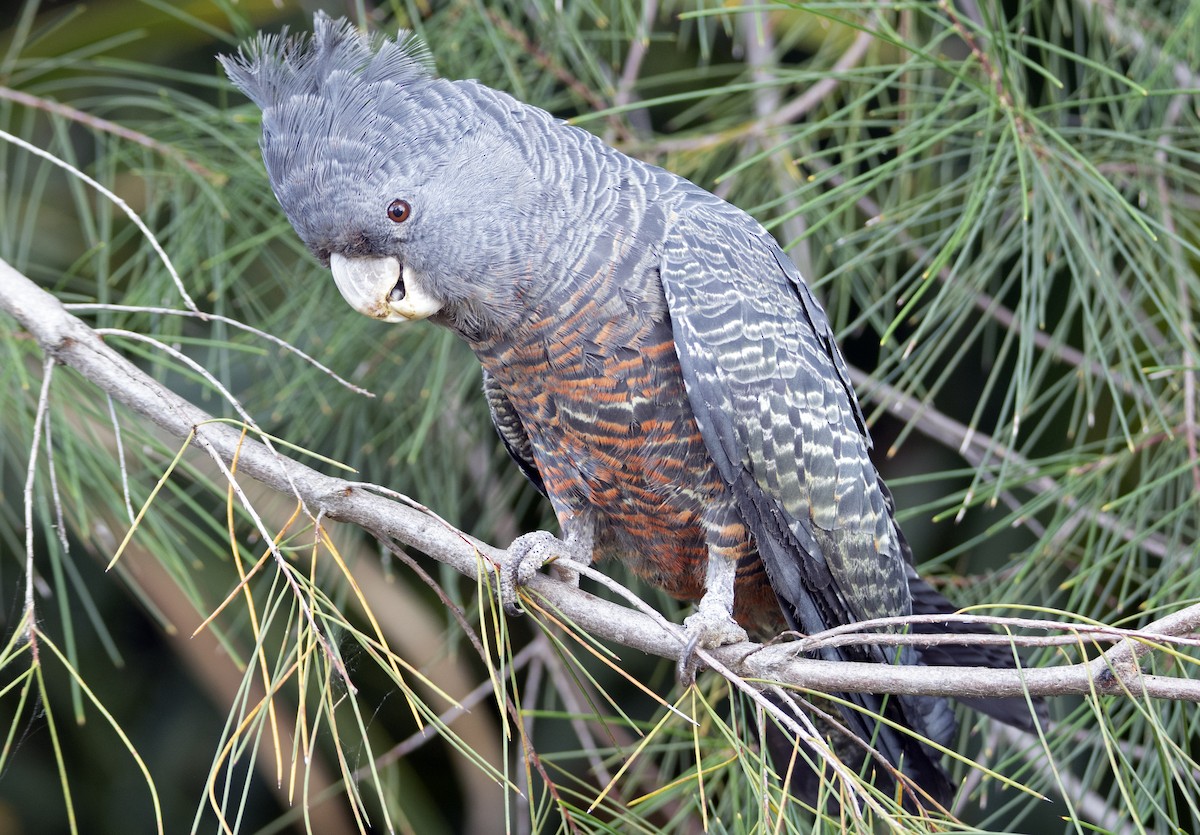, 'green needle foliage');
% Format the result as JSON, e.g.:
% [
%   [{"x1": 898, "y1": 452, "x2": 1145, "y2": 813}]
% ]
[{"x1": 2, "y1": 0, "x2": 1199, "y2": 832}]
